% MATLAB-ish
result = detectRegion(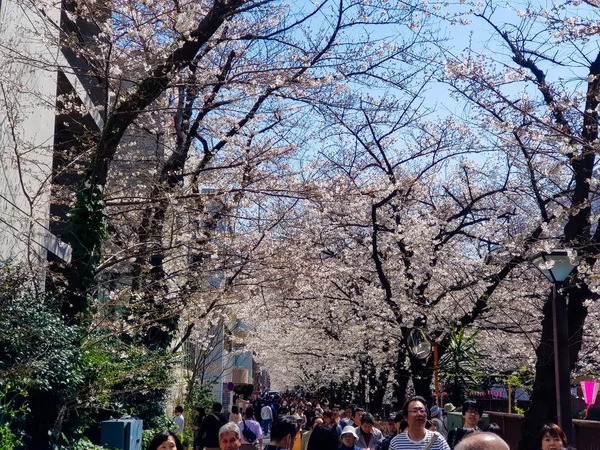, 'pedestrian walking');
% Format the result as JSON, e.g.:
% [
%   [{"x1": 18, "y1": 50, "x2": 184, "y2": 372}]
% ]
[
  {"x1": 297, "y1": 407, "x2": 307, "y2": 430},
  {"x1": 389, "y1": 396, "x2": 450, "y2": 450},
  {"x1": 351, "y1": 407, "x2": 365, "y2": 429},
  {"x1": 148, "y1": 430, "x2": 184, "y2": 450},
  {"x1": 193, "y1": 407, "x2": 206, "y2": 450},
  {"x1": 305, "y1": 403, "x2": 316, "y2": 425},
  {"x1": 323, "y1": 411, "x2": 342, "y2": 440},
  {"x1": 230, "y1": 406, "x2": 242, "y2": 424},
  {"x1": 199, "y1": 402, "x2": 228, "y2": 450},
  {"x1": 447, "y1": 401, "x2": 482, "y2": 449},
  {"x1": 264, "y1": 418, "x2": 299, "y2": 450},
  {"x1": 442, "y1": 404, "x2": 455, "y2": 435},
  {"x1": 173, "y1": 406, "x2": 185, "y2": 435},
  {"x1": 307, "y1": 422, "x2": 338, "y2": 450},
  {"x1": 261, "y1": 402, "x2": 274, "y2": 435},
  {"x1": 219, "y1": 422, "x2": 243, "y2": 450},
  {"x1": 339, "y1": 426, "x2": 361, "y2": 450},
  {"x1": 292, "y1": 414, "x2": 304, "y2": 450},
  {"x1": 377, "y1": 414, "x2": 402, "y2": 450},
  {"x1": 429, "y1": 406, "x2": 447, "y2": 440},
  {"x1": 302, "y1": 417, "x2": 323, "y2": 450},
  {"x1": 339, "y1": 405, "x2": 355, "y2": 429},
  {"x1": 354, "y1": 413, "x2": 383, "y2": 450},
  {"x1": 536, "y1": 423, "x2": 569, "y2": 450},
  {"x1": 239, "y1": 407, "x2": 263, "y2": 450}
]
